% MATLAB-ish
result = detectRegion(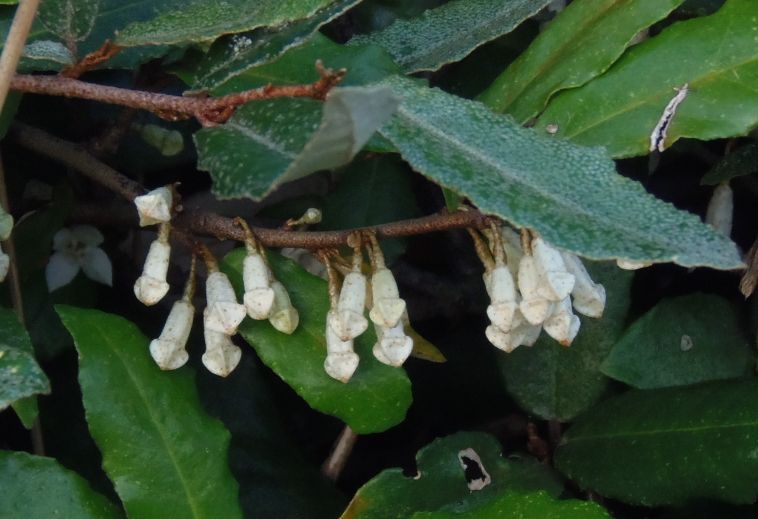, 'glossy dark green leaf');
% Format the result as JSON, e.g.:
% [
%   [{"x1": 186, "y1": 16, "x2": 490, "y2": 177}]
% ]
[
  {"x1": 377, "y1": 75, "x2": 743, "y2": 269},
  {"x1": 56, "y1": 306, "x2": 243, "y2": 519},
  {"x1": 701, "y1": 142, "x2": 758, "y2": 185},
  {"x1": 0, "y1": 306, "x2": 49, "y2": 411},
  {"x1": 195, "y1": 85, "x2": 398, "y2": 200},
  {"x1": 116, "y1": 0, "x2": 336, "y2": 46},
  {"x1": 479, "y1": 0, "x2": 684, "y2": 123},
  {"x1": 601, "y1": 293, "x2": 752, "y2": 389},
  {"x1": 341, "y1": 431, "x2": 591, "y2": 519},
  {"x1": 537, "y1": 0, "x2": 758, "y2": 158},
  {"x1": 222, "y1": 250, "x2": 412, "y2": 434},
  {"x1": 499, "y1": 262, "x2": 632, "y2": 421},
  {"x1": 556, "y1": 379, "x2": 758, "y2": 506},
  {"x1": 349, "y1": 0, "x2": 550, "y2": 73},
  {"x1": 189, "y1": 0, "x2": 360, "y2": 91},
  {"x1": 0, "y1": 451, "x2": 121, "y2": 518}
]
